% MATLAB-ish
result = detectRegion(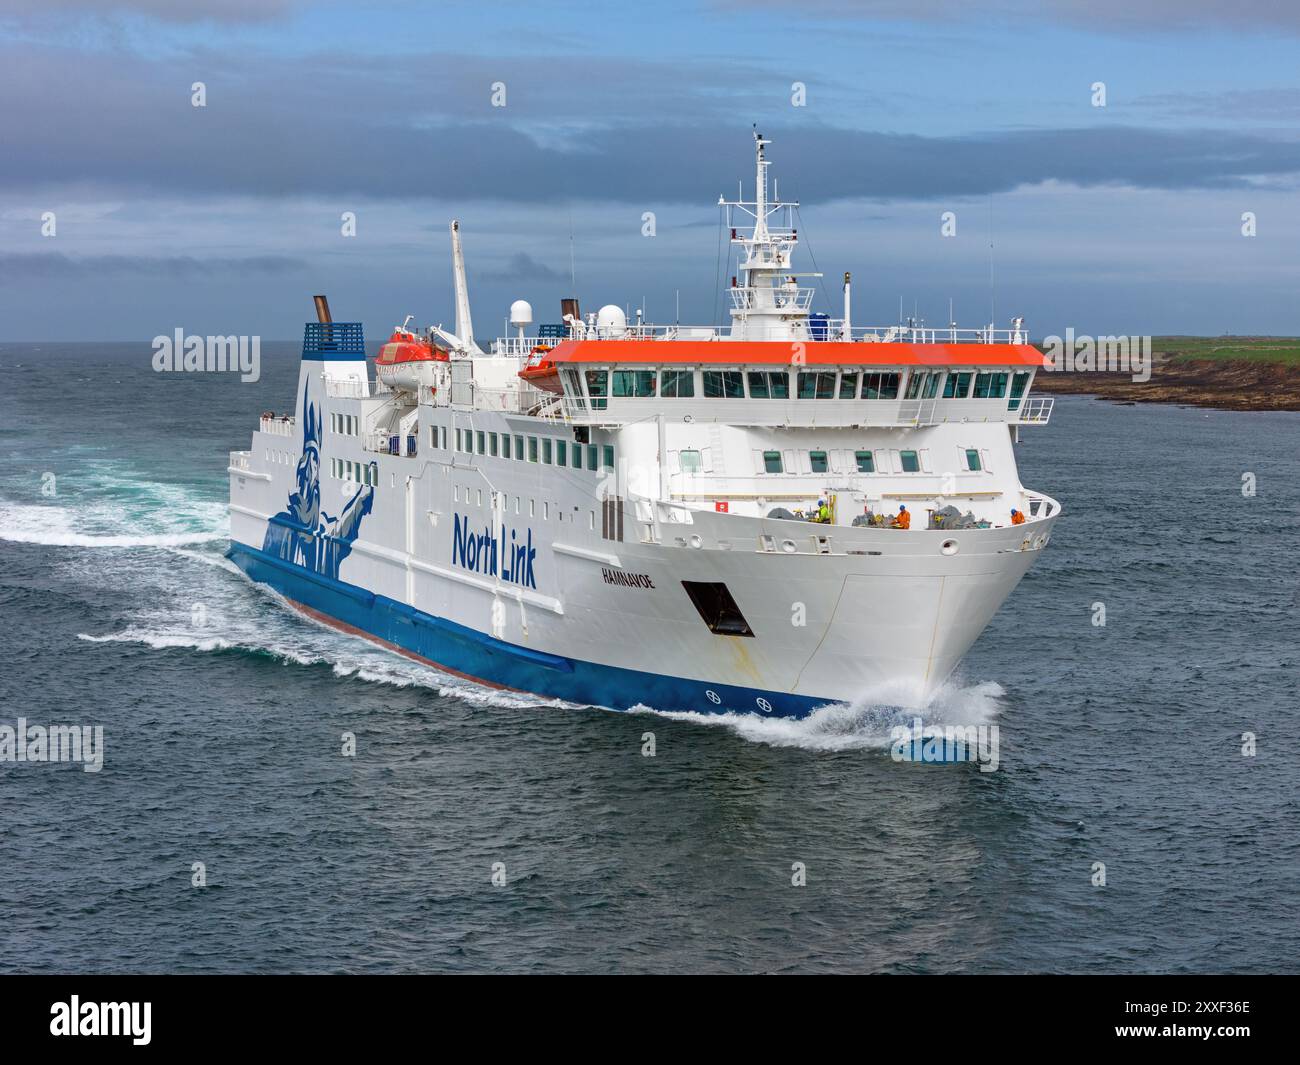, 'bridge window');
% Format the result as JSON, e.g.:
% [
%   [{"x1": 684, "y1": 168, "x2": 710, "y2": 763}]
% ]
[
  {"x1": 839, "y1": 372, "x2": 859, "y2": 398},
  {"x1": 900, "y1": 450, "x2": 920, "y2": 472},
  {"x1": 855, "y1": 450, "x2": 874, "y2": 473},
  {"x1": 797, "y1": 371, "x2": 837, "y2": 399},
  {"x1": 810, "y1": 450, "x2": 829, "y2": 473},
  {"x1": 747, "y1": 371, "x2": 790, "y2": 399},
  {"x1": 703, "y1": 370, "x2": 745, "y2": 398},
  {"x1": 942, "y1": 372, "x2": 973, "y2": 398},
  {"x1": 585, "y1": 369, "x2": 609, "y2": 410},
  {"x1": 862, "y1": 372, "x2": 901, "y2": 399},
  {"x1": 965, "y1": 448, "x2": 982, "y2": 471},
  {"x1": 973, "y1": 372, "x2": 1008, "y2": 399},
  {"x1": 1008, "y1": 371, "x2": 1030, "y2": 410},
  {"x1": 661, "y1": 369, "x2": 695, "y2": 397},
  {"x1": 763, "y1": 450, "x2": 783, "y2": 473},
  {"x1": 613, "y1": 370, "x2": 657, "y2": 398}
]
